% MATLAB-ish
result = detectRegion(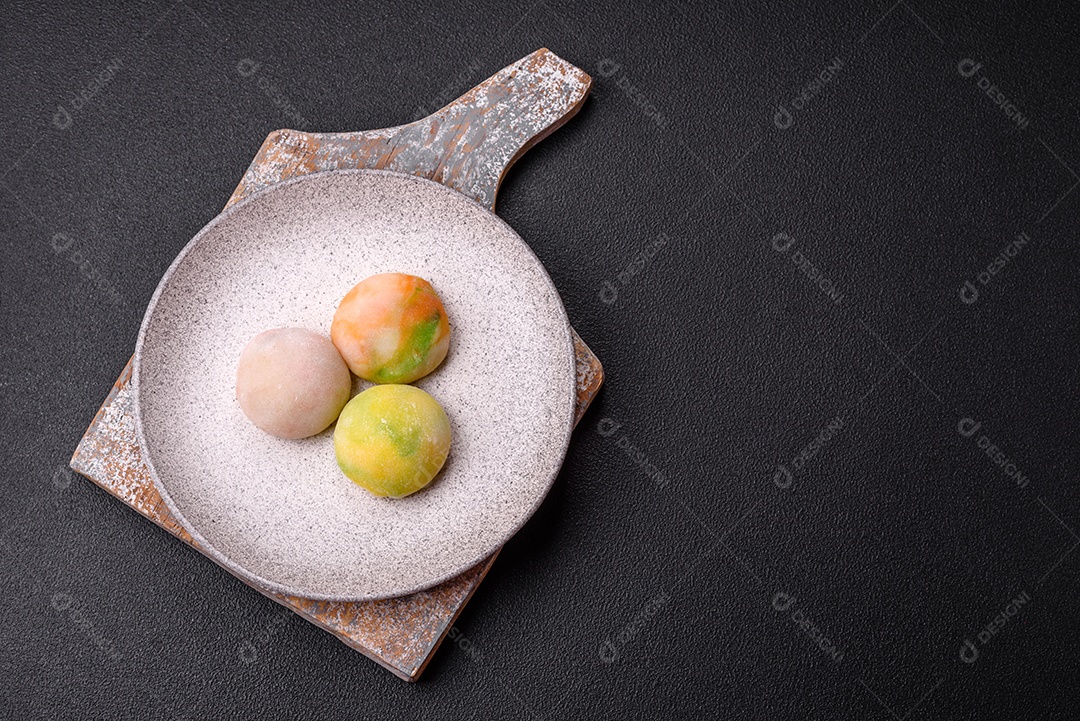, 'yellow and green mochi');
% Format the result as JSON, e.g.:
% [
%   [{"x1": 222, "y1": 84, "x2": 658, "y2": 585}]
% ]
[{"x1": 333, "y1": 384, "x2": 451, "y2": 498}]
